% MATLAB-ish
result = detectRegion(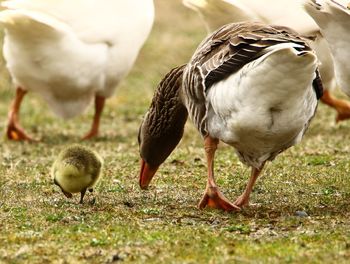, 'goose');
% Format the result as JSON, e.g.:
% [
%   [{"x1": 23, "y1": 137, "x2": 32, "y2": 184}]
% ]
[
  {"x1": 183, "y1": 0, "x2": 350, "y2": 122},
  {"x1": 304, "y1": 0, "x2": 350, "y2": 98},
  {"x1": 0, "y1": 0, "x2": 154, "y2": 141},
  {"x1": 52, "y1": 145, "x2": 103, "y2": 204},
  {"x1": 138, "y1": 22, "x2": 323, "y2": 211}
]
